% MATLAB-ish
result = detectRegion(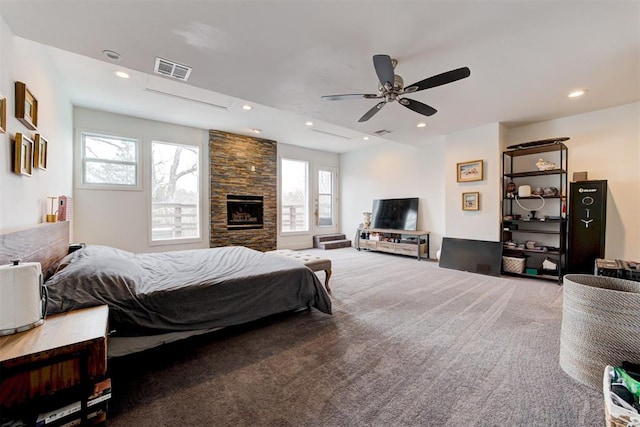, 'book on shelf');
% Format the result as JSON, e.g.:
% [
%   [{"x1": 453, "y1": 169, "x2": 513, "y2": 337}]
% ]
[
  {"x1": 35, "y1": 378, "x2": 111, "y2": 426},
  {"x1": 55, "y1": 407, "x2": 107, "y2": 427},
  {"x1": 87, "y1": 377, "x2": 111, "y2": 402},
  {"x1": 35, "y1": 401, "x2": 80, "y2": 426}
]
